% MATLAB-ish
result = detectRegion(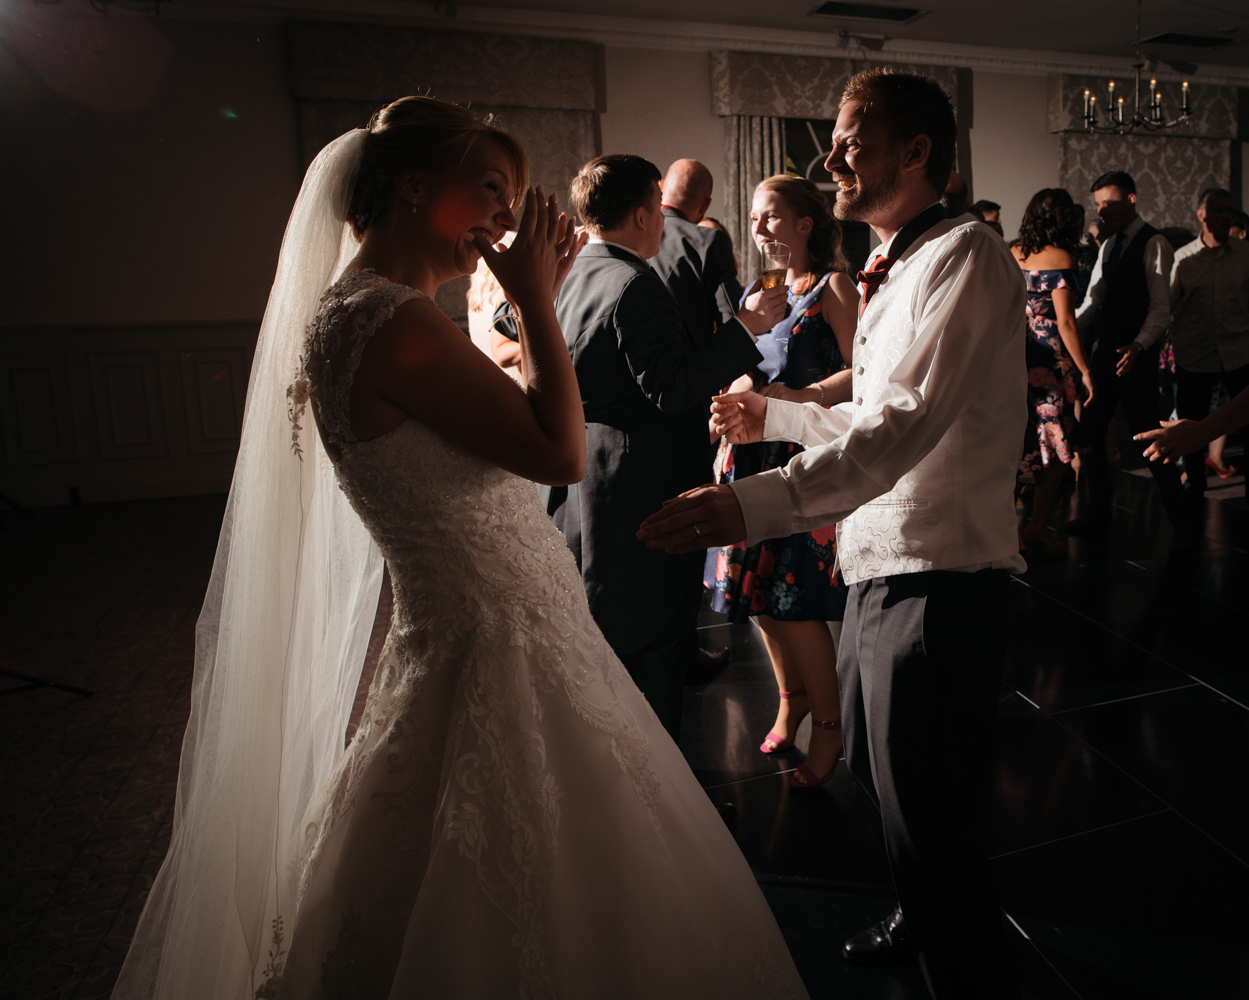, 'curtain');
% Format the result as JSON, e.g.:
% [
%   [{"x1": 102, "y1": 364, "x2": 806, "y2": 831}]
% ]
[{"x1": 725, "y1": 116, "x2": 786, "y2": 287}]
